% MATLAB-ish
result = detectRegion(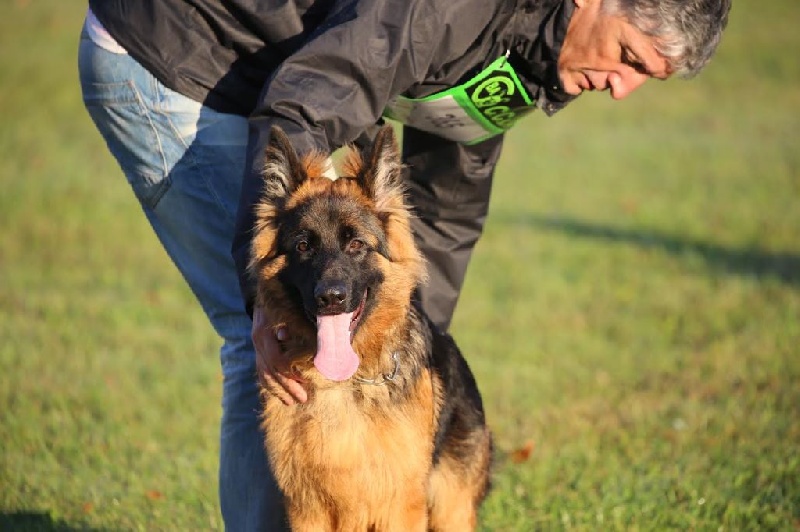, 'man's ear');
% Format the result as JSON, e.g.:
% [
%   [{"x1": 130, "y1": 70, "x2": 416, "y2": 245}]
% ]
[{"x1": 261, "y1": 126, "x2": 308, "y2": 204}]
